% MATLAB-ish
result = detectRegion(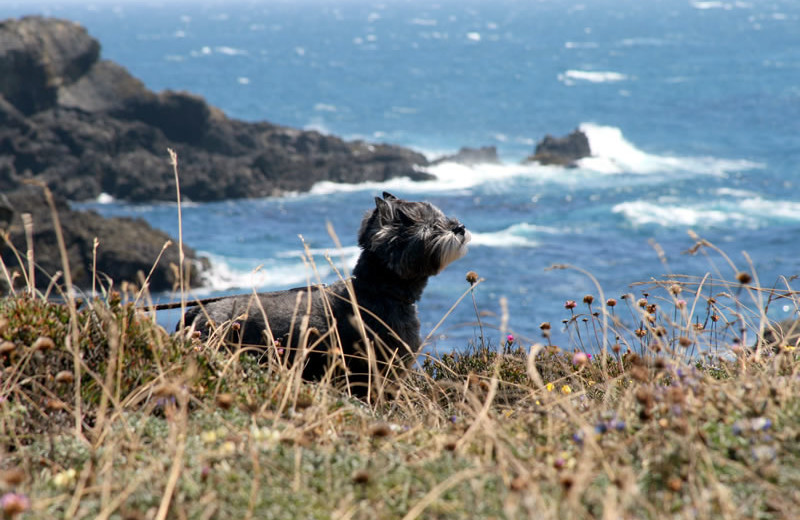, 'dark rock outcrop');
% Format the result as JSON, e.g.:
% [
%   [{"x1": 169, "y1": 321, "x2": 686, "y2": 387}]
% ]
[
  {"x1": 526, "y1": 129, "x2": 591, "y2": 167},
  {"x1": 0, "y1": 186, "x2": 207, "y2": 294},
  {"x1": 0, "y1": 16, "x2": 432, "y2": 203},
  {"x1": 431, "y1": 146, "x2": 501, "y2": 166}
]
